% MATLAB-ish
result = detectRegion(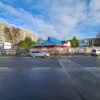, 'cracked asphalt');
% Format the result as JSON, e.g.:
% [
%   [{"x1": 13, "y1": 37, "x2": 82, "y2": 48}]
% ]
[{"x1": 0, "y1": 56, "x2": 100, "y2": 100}]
